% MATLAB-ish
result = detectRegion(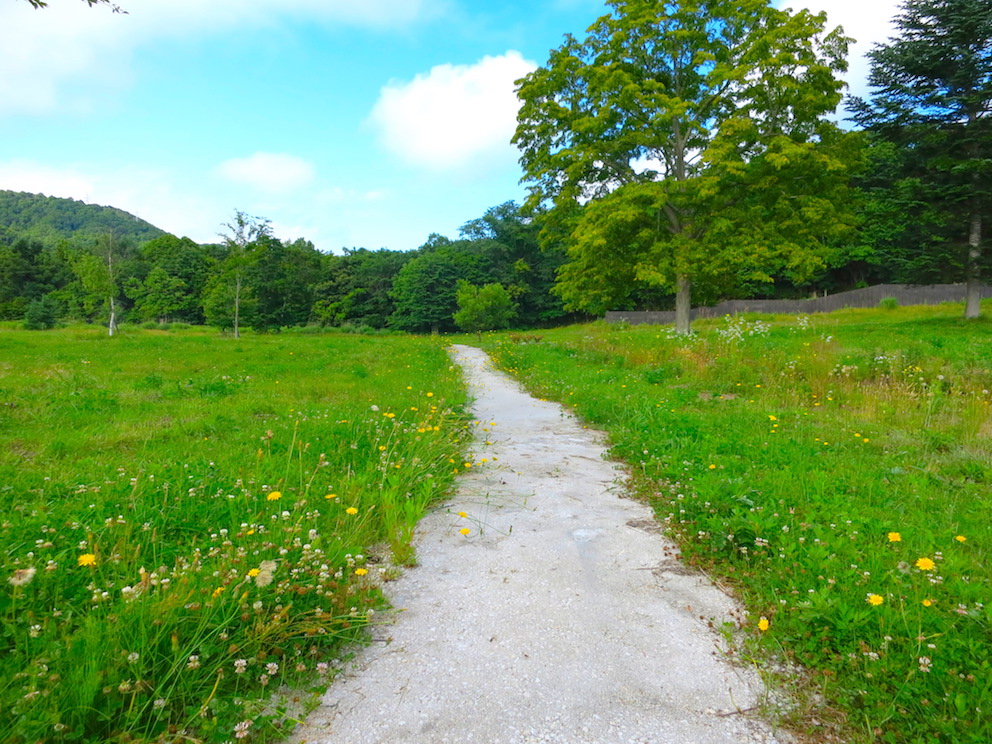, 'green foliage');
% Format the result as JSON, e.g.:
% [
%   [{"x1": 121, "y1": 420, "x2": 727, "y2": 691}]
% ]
[
  {"x1": 514, "y1": 0, "x2": 858, "y2": 330},
  {"x1": 312, "y1": 248, "x2": 413, "y2": 329},
  {"x1": 850, "y1": 0, "x2": 992, "y2": 316},
  {"x1": 481, "y1": 303, "x2": 992, "y2": 743},
  {"x1": 0, "y1": 327, "x2": 470, "y2": 743},
  {"x1": 217, "y1": 211, "x2": 272, "y2": 338},
  {"x1": 22, "y1": 293, "x2": 60, "y2": 329},
  {"x1": 127, "y1": 266, "x2": 190, "y2": 323},
  {"x1": 0, "y1": 190, "x2": 164, "y2": 247},
  {"x1": 138, "y1": 234, "x2": 214, "y2": 323},
  {"x1": 458, "y1": 201, "x2": 568, "y2": 325},
  {"x1": 879, "y1": 296, "x2": 900, "y2": 310},
  {"x1": 453, "y1": 281, "x2": 517, "y2": 336},
  {"x1": 247, "y1": 236, "x2": 323, "y2": 331},
  {"x1": 202, "y1": 274, "x2": 254, "y2": 333},
  {"x1": 389, "y1": 237, "x2": 491, "y2": 333}
]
